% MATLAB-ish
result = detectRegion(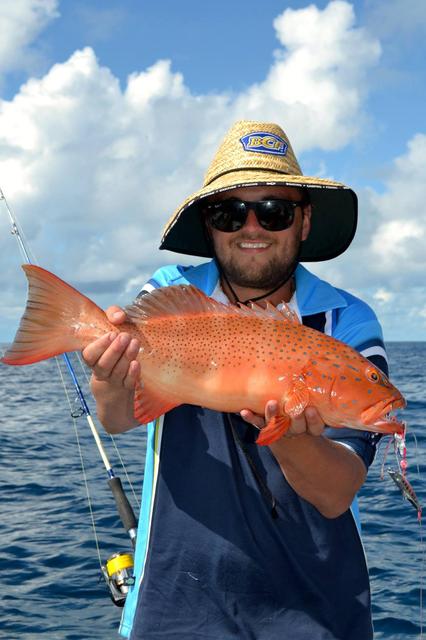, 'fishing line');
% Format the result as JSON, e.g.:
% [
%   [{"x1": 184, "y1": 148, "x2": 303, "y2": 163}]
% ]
[
  {"x1": 74, "y1": 350, "x2": 140, "y2": 509},
  {"x1": 1, "y1": 188, "x2": 137, "y2": 536},
  {"x1": 0, "y1": 188, "x2": 37, "y2": 264},
  {"x1": 407, "y1": 430, "x2": 424, "y2": 638},
  {"x1": 378, "y1": 435, "x2": 393, "y2": 480},
  {"x1": 408, "y1": 430, "x2": 422, "y2": 479},
  {"x1": 419, "y1": 519, "x2": 424, "y2": 639},
  {"x1": 1, "y1": 186, "x2": 138, "y2": 605},
  {"x1": 107, "y1": 436, "x2": 141, "y2": 510},
  {"x1": 385, "y1": 430, "x2": 424, "y2": 637},
  {"x1": 56, "y1": 357, "x2": 103, "y2": 569}
]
